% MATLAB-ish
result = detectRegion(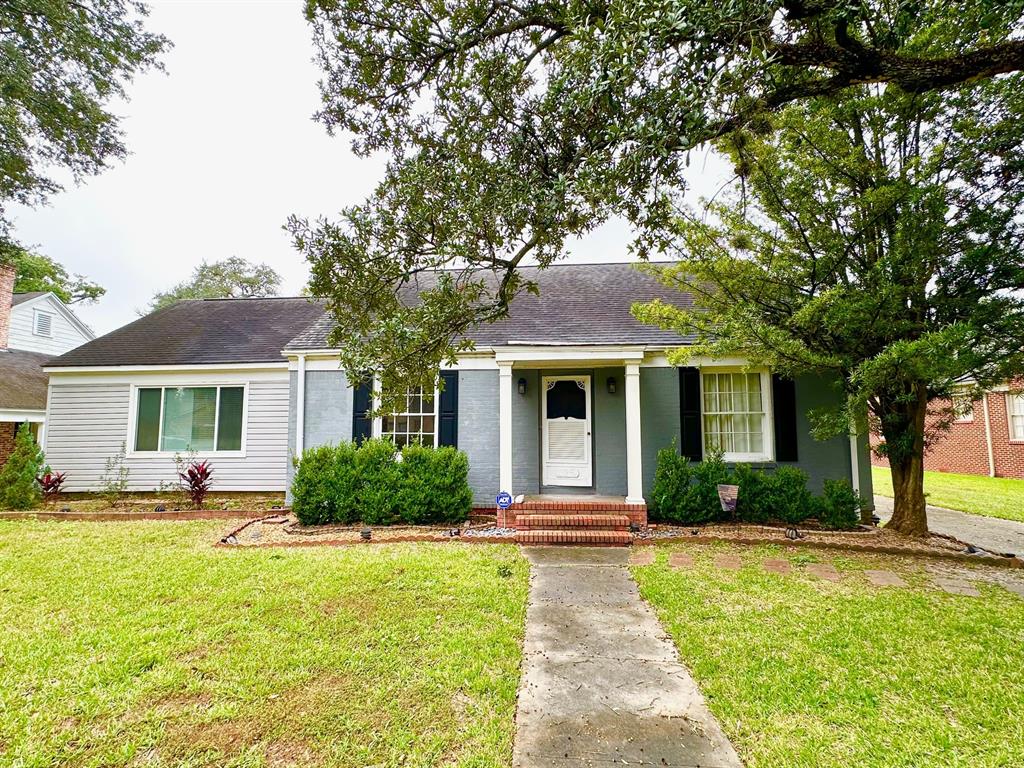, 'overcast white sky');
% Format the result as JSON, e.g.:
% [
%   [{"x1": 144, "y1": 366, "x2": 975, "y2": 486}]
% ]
[{"x1": 9, "y1": 0, "x2": 729, "y2": 336}]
